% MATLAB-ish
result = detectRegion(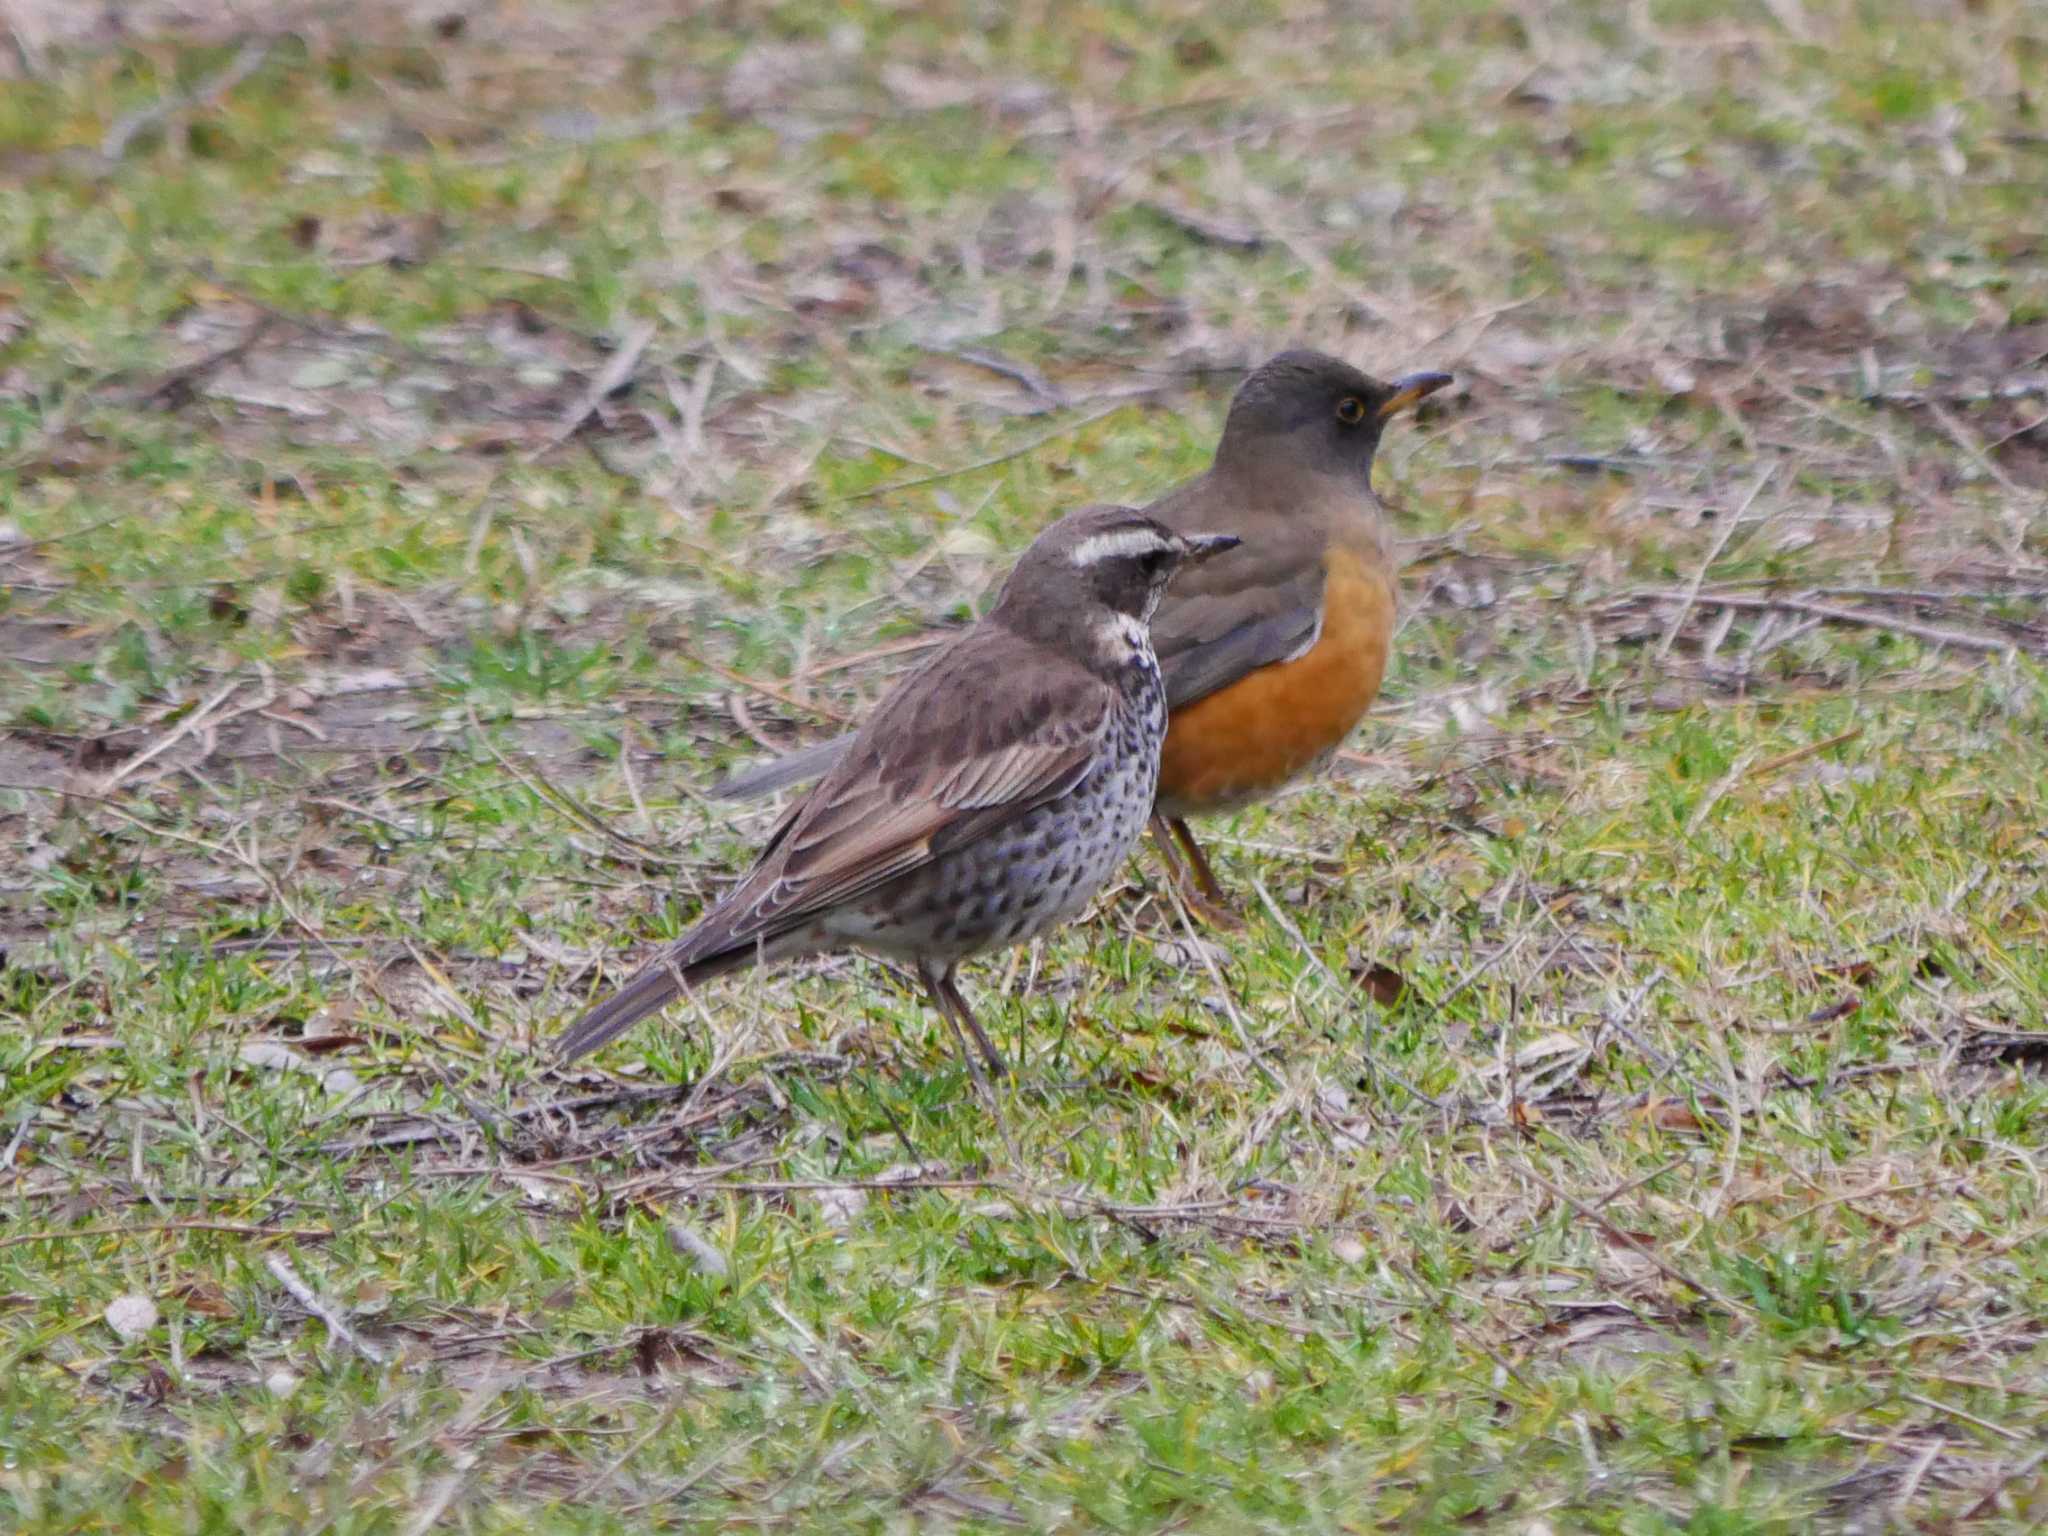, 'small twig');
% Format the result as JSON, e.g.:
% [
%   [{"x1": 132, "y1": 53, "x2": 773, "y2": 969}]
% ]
[
  {"x1": 1655, "y1": 462, "x2": 1777, "y2": 659},
  {"x1": 688, "y1": 1175, "x2": 1262, "y2": 1238},
  {"x1": 1, "y1": 1115, "x2": 32, "y2": 1171},
  {"x1": 528, "y1": 319, "x2": 657, "y2": 458},
  {"x1": 573, "y1": 1397, "x2": 685, "y2": 1504},
  {"x1": 100, "y1": 37, "x2": 273, "y2": 164},
  {"x1": 815, "y1": 401, "x2": 1136, "y2": 506},
  {"x1": 616, "y1": 720, "x2": 655, "y2": 838},
  {"x1": 1928, "y1": 398, "x2": 2028, "y2": 499},
  {"x1": 1505, "y1": 1156, "x2": 1753, "y2": 1318},
  {"x1": 725, "y1": 690, "x2": 782, "y2": 754},
  {"x1": 803, "y1": 634, "x2": 947, "y2": 679},
  {"x1": 1543, "y1": 453, "x2": 1662, "y2": 474},
  {"x1": 1953, "y1": 1444, "x2": 2048, "y2": 1522},
  {"x1": 0, "y1": 1220, "x2": 332, "y2": 1251},
  {"x1": 98, "y1": 678, "x2": 249, "y2": 790},
  {"x1": 403, "y1": 941, "x2": 483, "y2": 1032},
  {"x1": 1628, "y1": 589, "x2": 2022, "y2": 657},
  {"x1": 319, "y1": 1082, "x2": 699, "y2": 1155},
  {"x1": 1749, "y1": 726, "x2": 1863, "y2": 780},
  {"x1": 1683, "y1": 748, "x2": 1758, "y2": 837},
  {"x1": 666, "y1": 1219, "x2": 731, "y2": 1280},
  {"x1": 140, "y1": 312, "x2": 279, "y2": 407},
  {"x1": 266, "y1": 1250, "x2": 388, "y2": 1364},
  {"x1": 397, "y1": 1456, "x2": 475, "y2": 1536},
  {"x1": 1899, "y1": 1391, "x2": 2025, "y2": 1443},
  {"x1": 1234, "y1": 172, "x2": 1405, "y2": 329},
  {"x1": 90, "y1": 803, "x2": 406, "y2": 1021},
  {"x1": 697, "y1": 656, "x2": 854, "y2": 725},
  {"x1": 465, "y1": 704, "x2": 690, "y2": 867},
  {"x1": 937, "y1": 347, "x2": 1064, "y2": 405},
  {"x1": 1416, "y1": 927, "x2": 1533, "y2": 1022},
  {"x1": 1584, "y1": 965, "x2": 1728, "y2": 1111},
  {"x1": 1593, "y1": 1158, "x2": 1687, "y2": 1212},
  {"x1": 1136, "y1": 197, "x2": 1264, "y2": 252},
  {"x1": 660, "y1": 355, "x2": 719, "y2": 466},
  {"x1": 1983, "y1": 411, "x2": 2048, "y2": 453},
  {"x1": 3, "y1": 9, "x2": 47, "y2": 77},
  {"x1": 701, "y1": 1176, "x2": 997, "y2": 1195},
  {"x1": 1889, "y1": 1436, "x2": 1944, "y2": 1521},
  {"x1": 0, "y1": 513, "x2": 129, "y2": 554}
]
